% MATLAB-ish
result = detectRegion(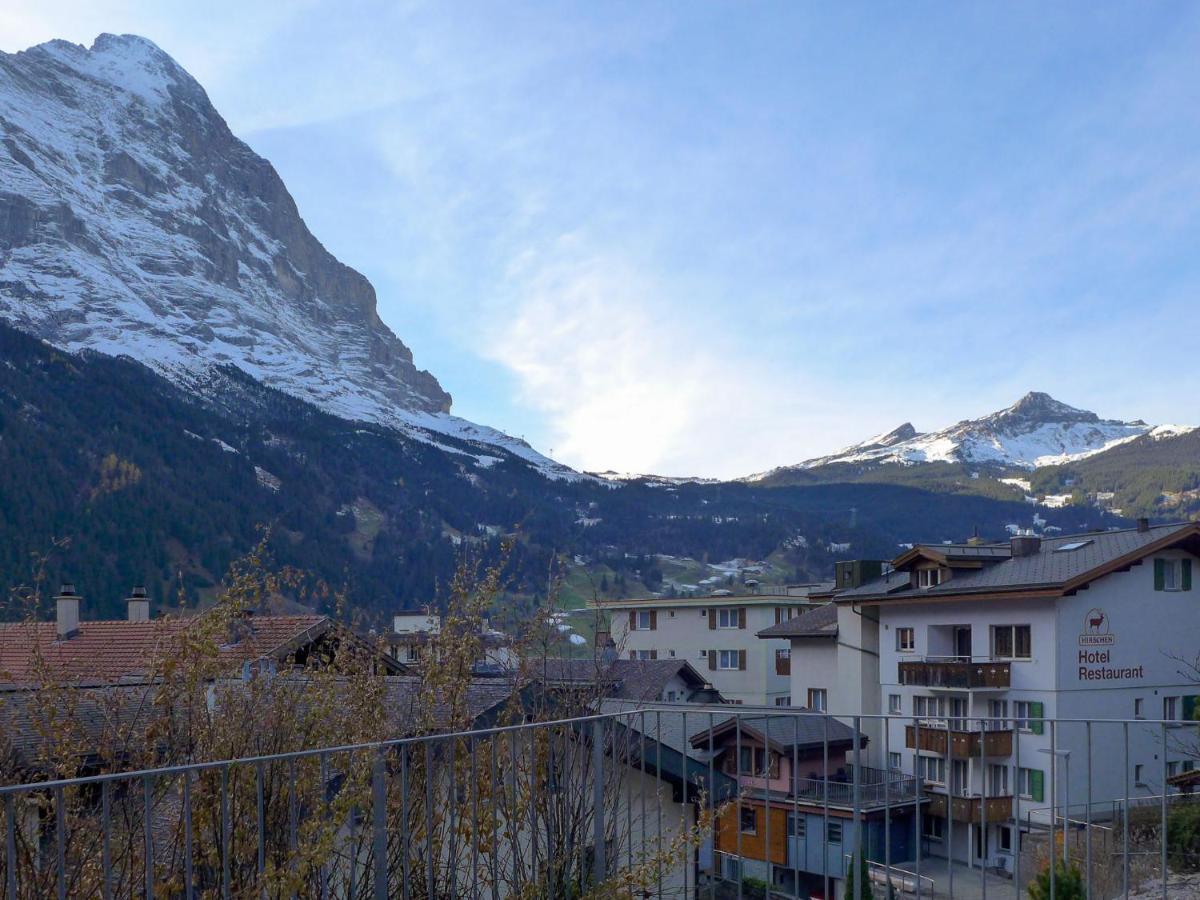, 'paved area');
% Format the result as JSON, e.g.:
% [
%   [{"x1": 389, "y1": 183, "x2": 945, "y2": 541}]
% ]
[{"x1": 887, "y1": 856, "x2": 1025, "y2": 899}]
